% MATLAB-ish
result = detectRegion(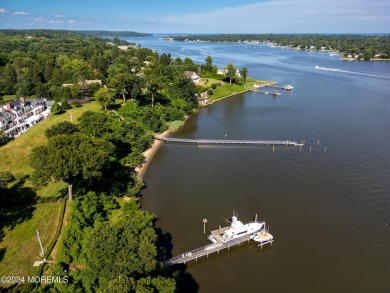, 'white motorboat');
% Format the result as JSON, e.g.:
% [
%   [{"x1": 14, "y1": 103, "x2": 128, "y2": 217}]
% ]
[
  {"x1": 283, "y1": 84, "x2": 294, "y2": 90},
  {"x1": 208, "y1": 215, "x2": 265, "y2": 243}
]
